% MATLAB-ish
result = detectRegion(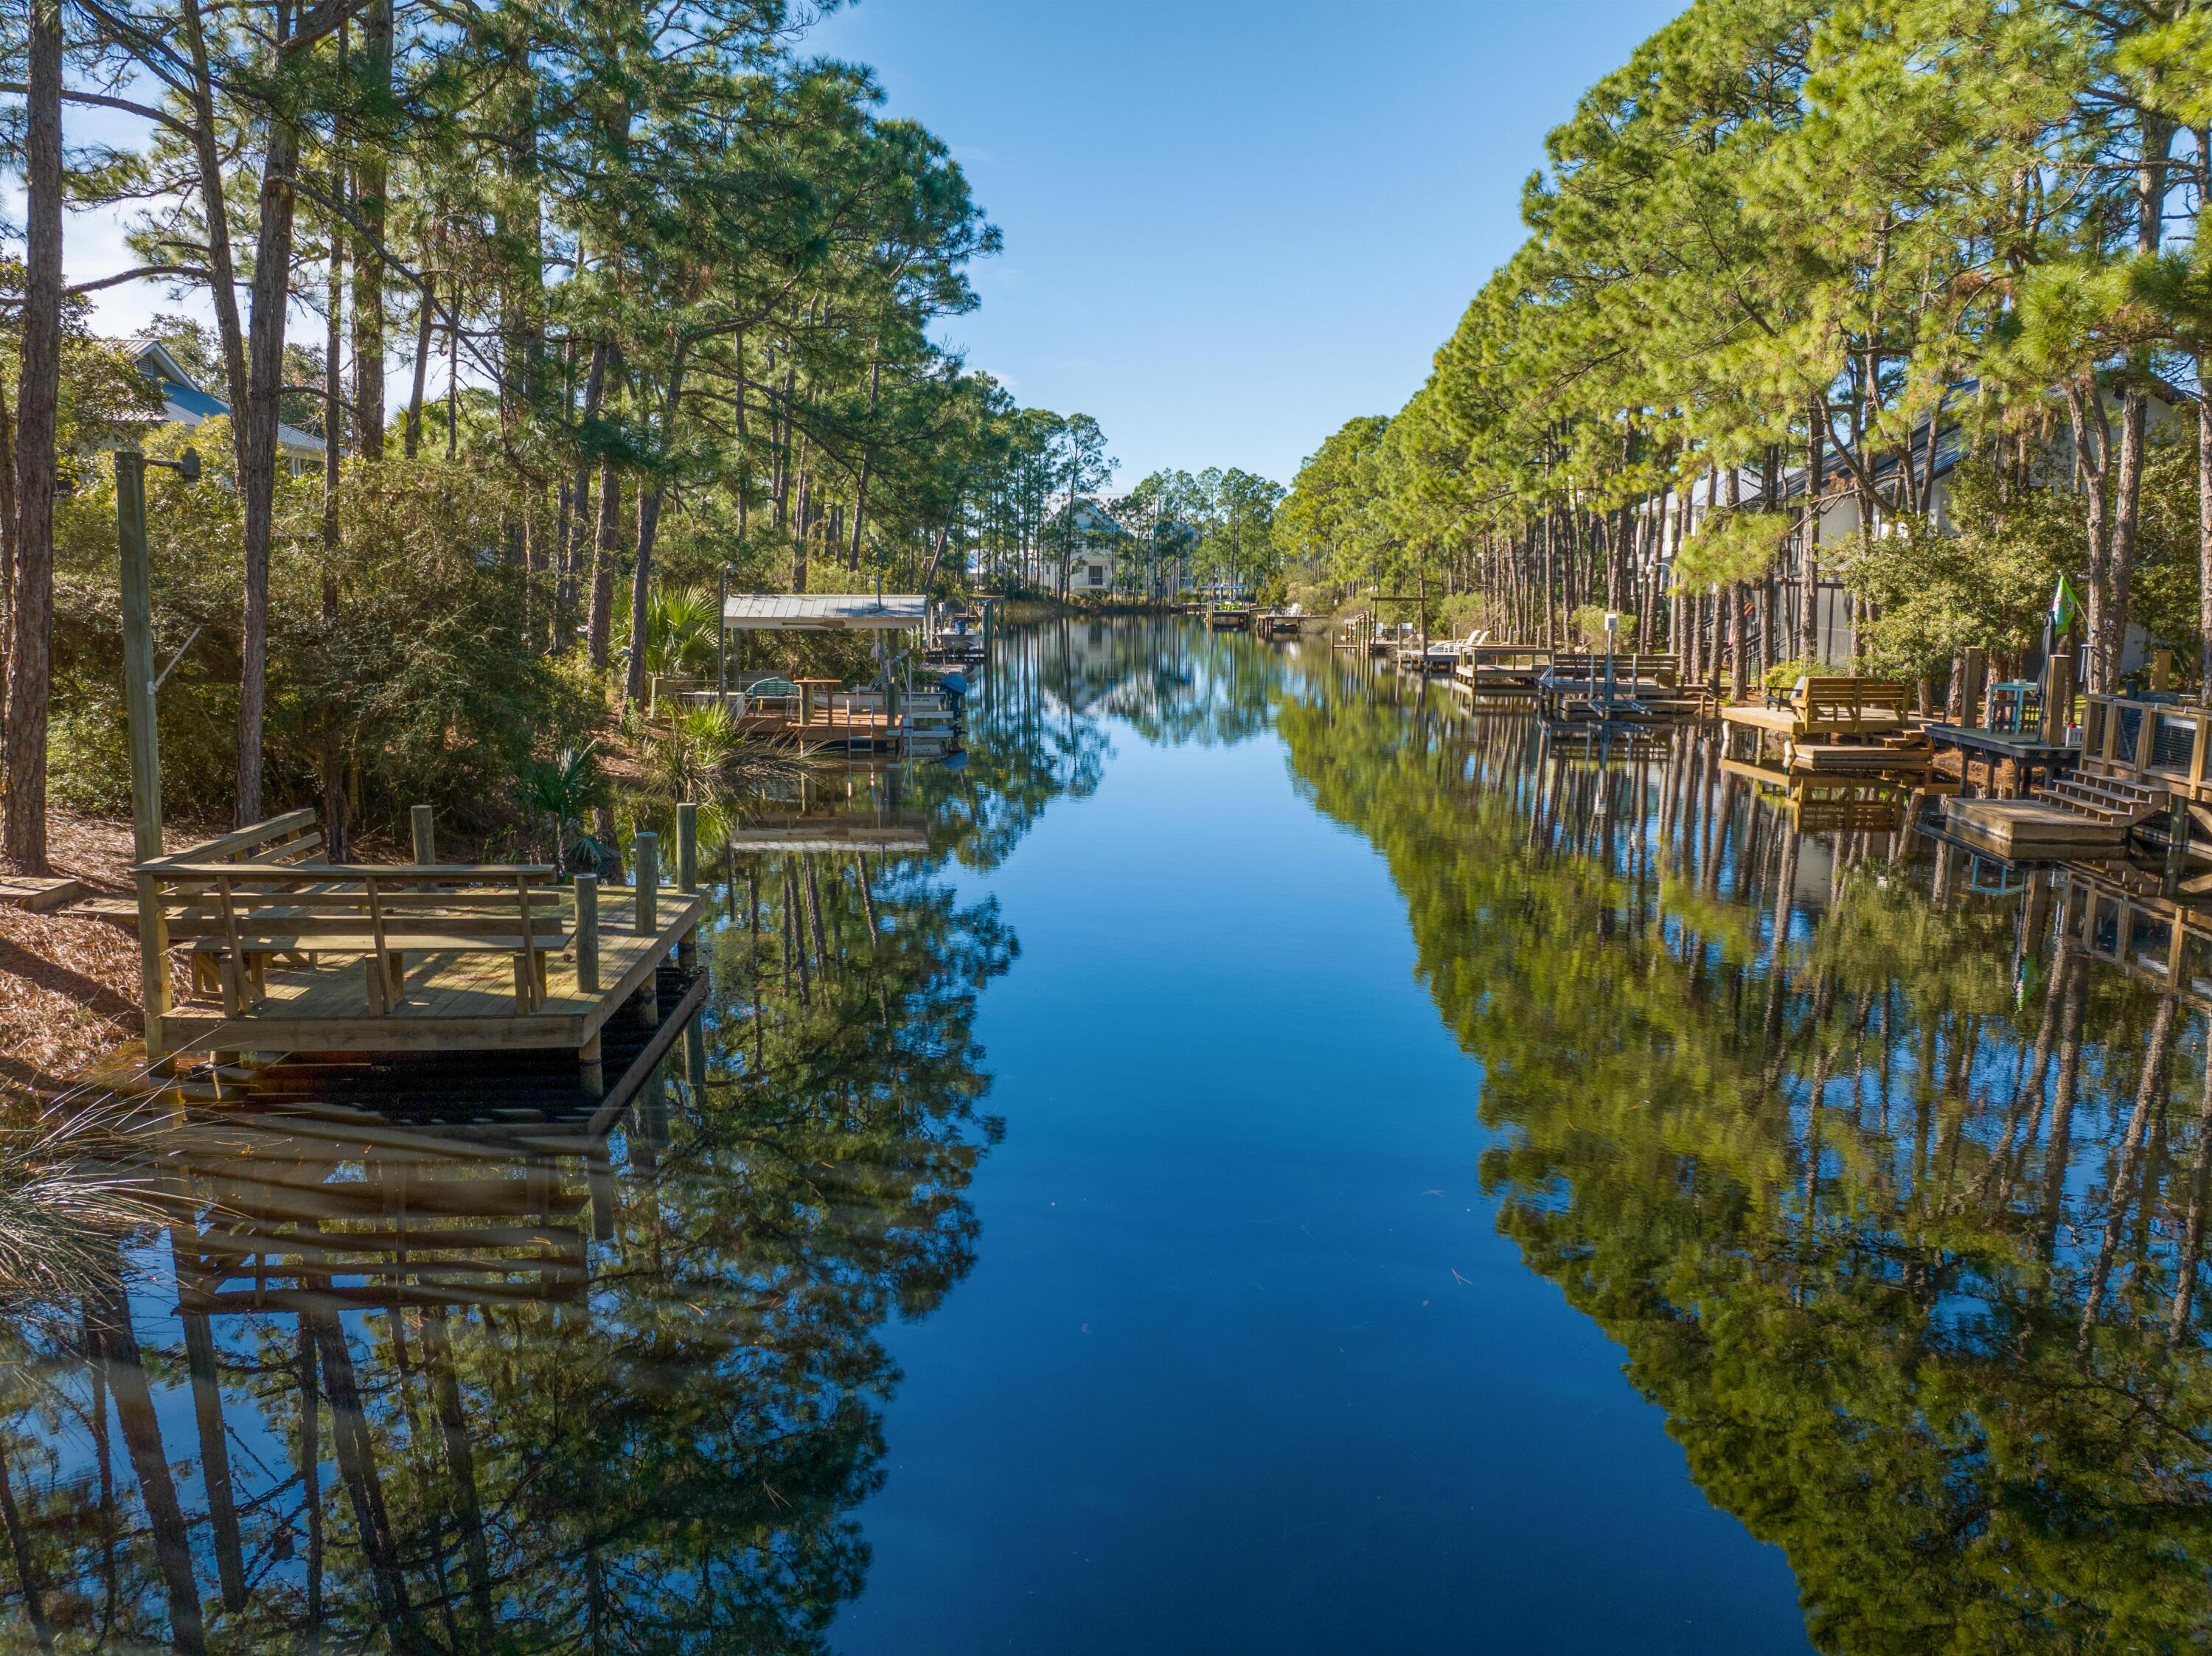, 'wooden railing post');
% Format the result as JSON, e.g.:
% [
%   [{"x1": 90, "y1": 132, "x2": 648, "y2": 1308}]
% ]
[
  {"x1": 574, "y1": 872, "x2": 599, "y2": 992},
  {"x1": 410, "y1": 804, "x2": 436, "y2": 865},
  {"x1": 633, "y1": 831, "x2": 658, "y2": 934}
]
